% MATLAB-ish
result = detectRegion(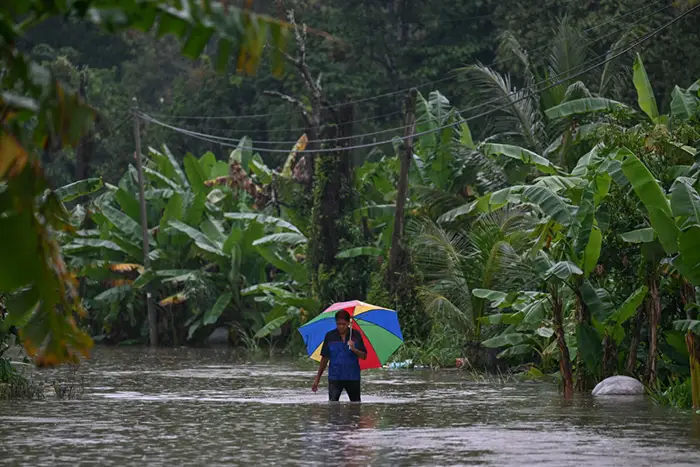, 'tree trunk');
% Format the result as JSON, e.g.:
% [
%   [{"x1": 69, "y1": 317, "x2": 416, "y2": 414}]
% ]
[
  {"x1": 625, "y1": 303, "x2": 645, "y2": 375},
  {"x1": 308, "y1": 104, "x2": 354, "y2": 302},
  {"x1": 552, "y1": 287, "x2": 573, "y2": 398},
  {"x1": 265, "y1": 10, "x2": 323, "y2": 187},
  {"x1": 602, "y1": 334, "x2": 617, "y2": 379},
  {"x1": 574, "y1": 288, "x2": 593, "y2": 392},
  {"x1": 385, "y1": 89, "x2": 416, "y2": 293},
  {"x1": 681, "y1": 281, "x2": 700, "y2": 409},
  {"x1": 644, "y1": 273, "x2": 660, "y2": 386},
  {"x1": 687, "y1": 332, "x2": 700, "y2": 410}
]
